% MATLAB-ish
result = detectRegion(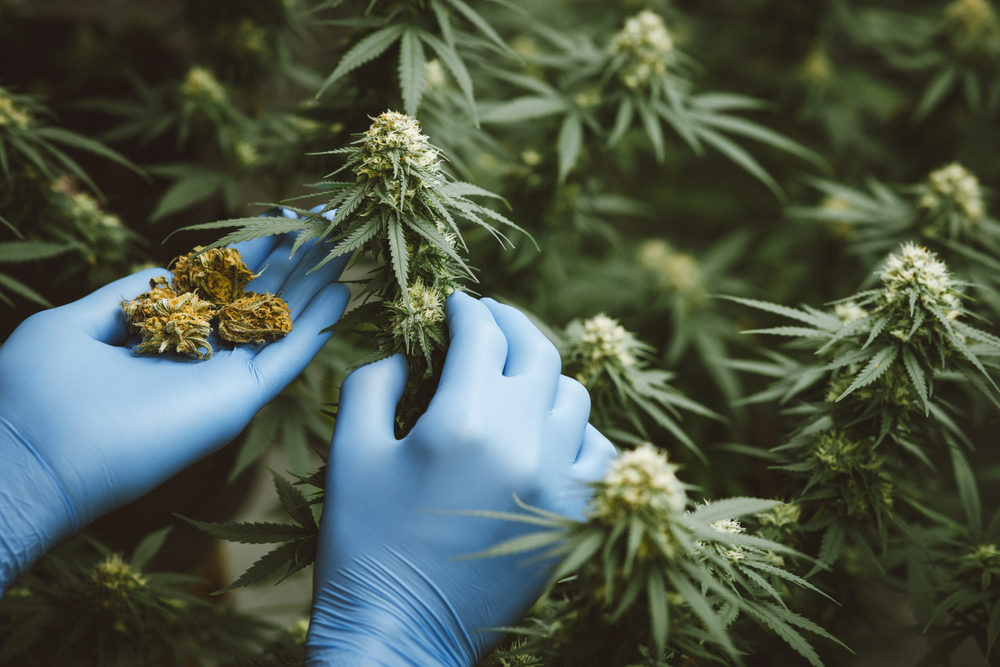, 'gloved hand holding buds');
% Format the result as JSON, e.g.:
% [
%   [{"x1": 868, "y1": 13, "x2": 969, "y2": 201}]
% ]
[{"x1": 0, "y1": 232, "x2": 350, "y2": 591}]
